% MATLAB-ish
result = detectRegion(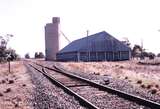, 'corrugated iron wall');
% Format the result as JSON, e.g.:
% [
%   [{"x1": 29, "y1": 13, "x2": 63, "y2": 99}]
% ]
[{"x1": 56, "y1": 51, "x2": 130, "y2": 62}]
